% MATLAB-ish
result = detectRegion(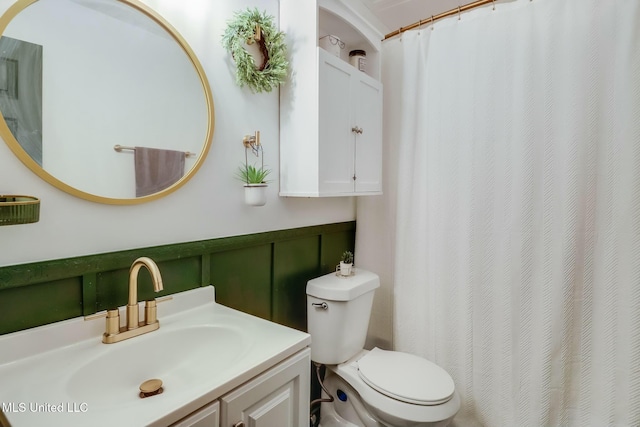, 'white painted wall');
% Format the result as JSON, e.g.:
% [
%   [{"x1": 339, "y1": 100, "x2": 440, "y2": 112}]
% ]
[
  {"x1": 355, "y1": 37, "x2": 401, "y2": 350},
  {"x1": 0, "y1": 0, "x2": 356, "y2": 267}
]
